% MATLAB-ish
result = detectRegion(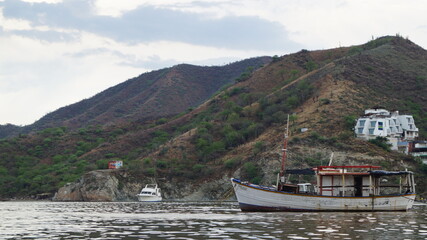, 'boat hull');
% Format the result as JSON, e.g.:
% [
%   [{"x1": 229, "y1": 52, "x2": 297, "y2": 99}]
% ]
[
  {"x1": 231, "y1": 178, "x2": 415, "y2": 212},
  {"x1": 137, "y1": 195, "x2": 162, "y2": 202}
]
